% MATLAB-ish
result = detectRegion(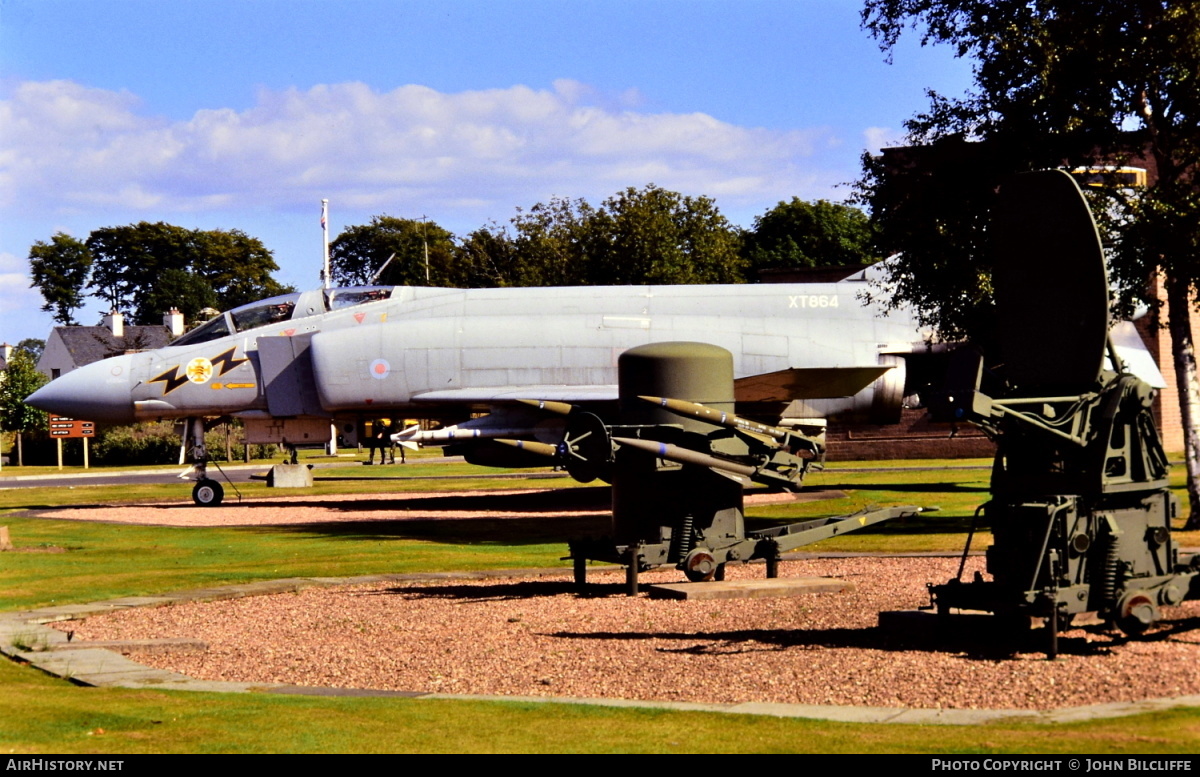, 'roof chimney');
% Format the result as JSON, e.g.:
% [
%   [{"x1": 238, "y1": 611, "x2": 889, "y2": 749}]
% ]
[
  {"x1": 103, "y1": 311, "x2": 124, "y2": 338},
  {"x1": 1, "y1": 343, "x2": 12, "y2": 364},
  {"x1": 164, "y1": 308, "x2": 184, "y2": 337}
]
